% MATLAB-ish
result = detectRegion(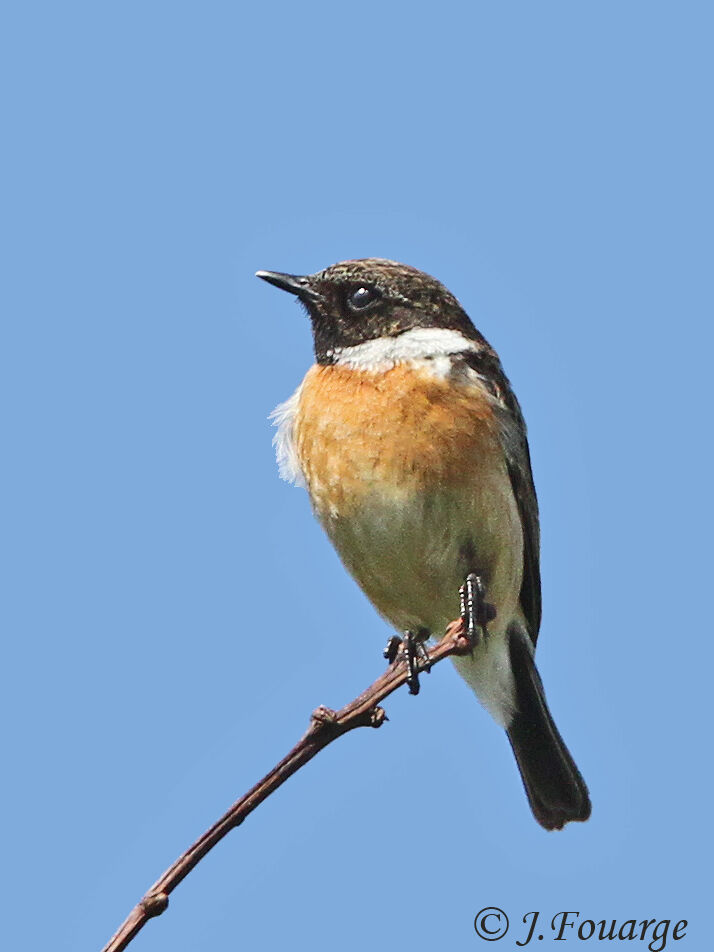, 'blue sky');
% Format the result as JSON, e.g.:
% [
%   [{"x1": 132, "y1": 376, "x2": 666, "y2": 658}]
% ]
[{"x1": 2, "y1": 3, "x2": 712, "y2": 950}]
